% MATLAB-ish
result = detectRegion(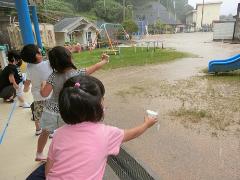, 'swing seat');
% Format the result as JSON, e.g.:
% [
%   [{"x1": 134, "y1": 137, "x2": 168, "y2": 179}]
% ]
[{"x1": 105, "y1": 49, "x2": 119, "y2": 55}]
